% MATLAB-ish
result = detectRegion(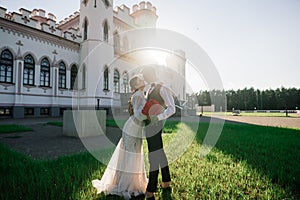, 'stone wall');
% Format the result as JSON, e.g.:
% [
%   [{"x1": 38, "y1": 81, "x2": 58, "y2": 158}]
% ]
[{"x1": 63, "y1": 110, "x2": 106, "y2": 138}]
